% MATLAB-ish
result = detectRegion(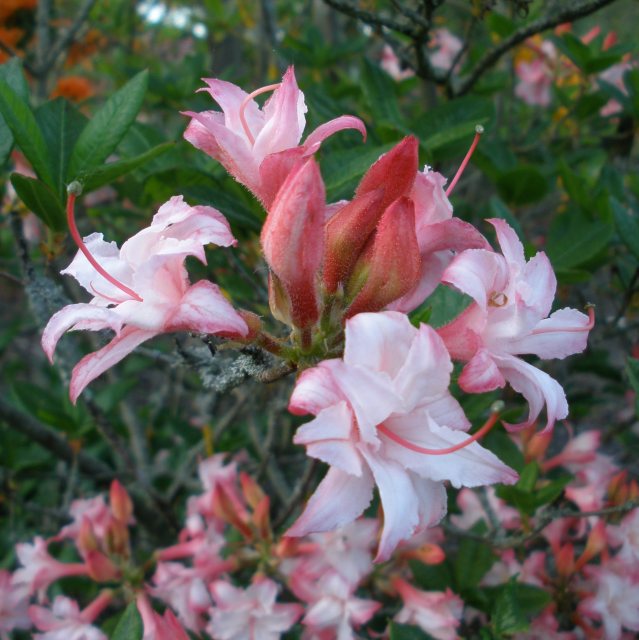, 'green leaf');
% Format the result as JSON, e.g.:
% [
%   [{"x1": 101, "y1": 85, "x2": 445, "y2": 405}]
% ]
[
  {"x1": 35, "y1": 98, "x2": 88, "y2": 198},
  {"x1": 409, "y1": 558, "x2": 454, "y2": 591},
  {"x1": 79, "y1": 142, "x2": 173, "y2": 192},
  {"x1": 111, "y1": 601, "x2": 143, "y2": 640},
  {"x1": 421, "y1": 284, "x2": 472, "y2": 328},
  {"x1": 0, "y1": 58, "x2": 29, "y2": 166},
  {"x1": 496, "y1": 166, "x2": 548, "y2": 206},
  {"x1": 389, "y1": 621, "x2": 436, "y2": 640},
  {"x1": 0, "y1": 80, "x2": 54, "y2": 187},
  {"x1": 491, "y1": 579, "x2": 530, "y2": 636},
  {"x1": 546, "y1": 210, "x2": 614, "y2": 270},
  {"x1": 361, "y1": 58, "x2": 403, "y2": 126},
  {"x1": 612, "y1": 198, "x2": 639, "y2": 259},
  {"x1": 67, "y1": 70, "x2": 149, "y2": 179},
  {"x1": 323, "y1": 142, "x2": 394, "y2": 201},
  {"x1": 413, "y1": 96, "x2": 493, "y2": 155},
  {"x1": 553, "y1": 34, "x2": 591, "y2": 71},
  {"x1": 454, "y1": 522, "x2": 496, "y2": 589},
  {"x1": 10, "y1": 173, "x2": 66, "y2": 231}
]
